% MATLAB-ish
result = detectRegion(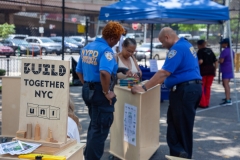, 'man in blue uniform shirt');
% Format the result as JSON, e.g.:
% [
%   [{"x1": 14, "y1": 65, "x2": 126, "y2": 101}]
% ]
[
  {"x1": 131, "y1": 27, "x2": 202, "y2": 159},
  {"x1": 76, "y1": 21, "x2": 125, "y2": 160}
]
